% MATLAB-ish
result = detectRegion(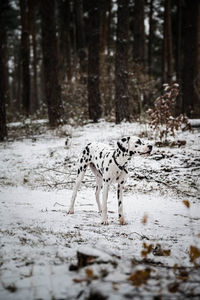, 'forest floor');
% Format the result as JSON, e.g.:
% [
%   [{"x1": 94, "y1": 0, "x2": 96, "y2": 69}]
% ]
[{"x1": 0, "y1": 119, "x2": 200, "y2": 299}]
